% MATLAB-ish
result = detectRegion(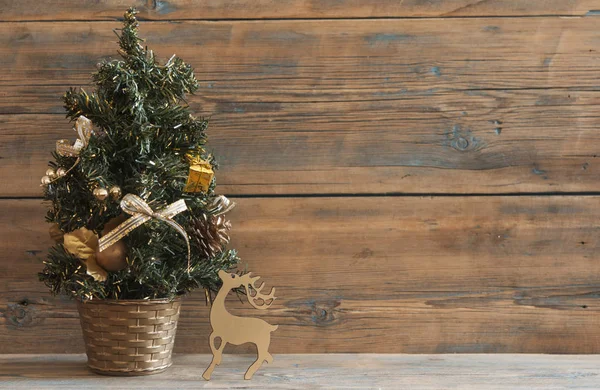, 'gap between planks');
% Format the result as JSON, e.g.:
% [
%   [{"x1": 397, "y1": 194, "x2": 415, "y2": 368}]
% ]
[
  {"x1": 1, "y1": 14, "x2": 600, "y2": 23},
  {"x1": 6, "y1": 192, "x2": 600, "y2": 201}
]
